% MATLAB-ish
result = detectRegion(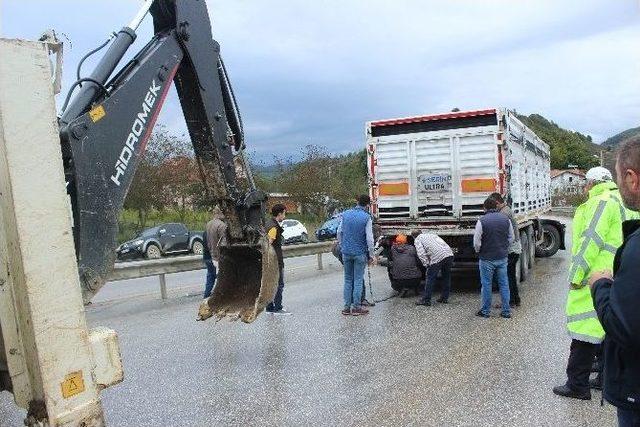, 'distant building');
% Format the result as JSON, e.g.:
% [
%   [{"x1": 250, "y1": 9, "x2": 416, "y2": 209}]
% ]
[{"x1": 550, "y1": 169, "x2": 586, "y2": 195}]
